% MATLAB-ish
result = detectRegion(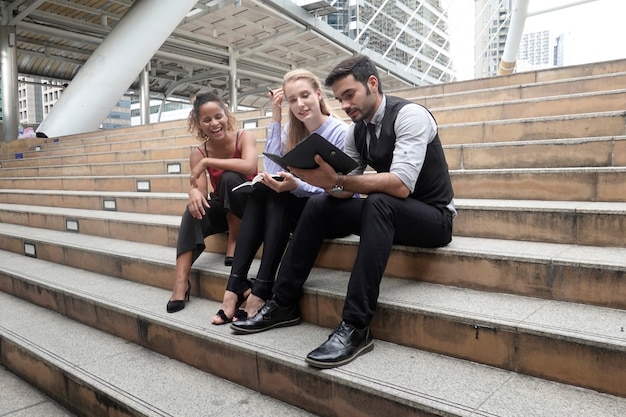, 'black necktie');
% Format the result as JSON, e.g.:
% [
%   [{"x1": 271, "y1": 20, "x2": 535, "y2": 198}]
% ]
[{"x1": 367, "y1": 122, "x2": 378, "y2": 158}]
